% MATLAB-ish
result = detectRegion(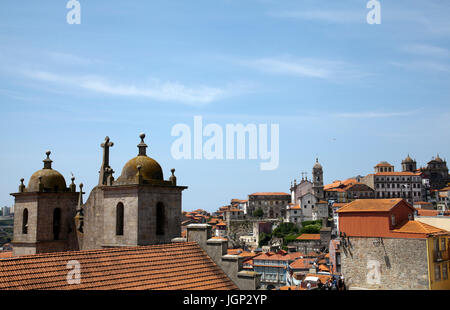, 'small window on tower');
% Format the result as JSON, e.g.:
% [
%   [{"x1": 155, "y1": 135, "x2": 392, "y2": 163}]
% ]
[
  {"x1": 22, "y1": 208, "x2": 28, "y2": 234},
  {"x1": 53, "y1": 208, "x2": 61, "y2": 240},
  {"x1": 116, "y1": 203, "x2": 124, "y2": 236},
  {"x1": 156, "y1": 202, "x2": 165, "y2": 235}
]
